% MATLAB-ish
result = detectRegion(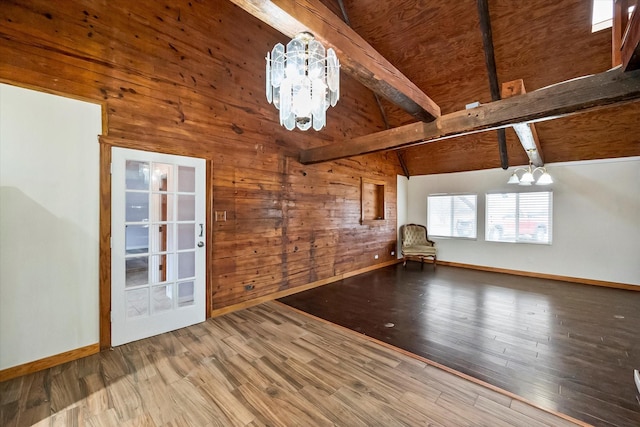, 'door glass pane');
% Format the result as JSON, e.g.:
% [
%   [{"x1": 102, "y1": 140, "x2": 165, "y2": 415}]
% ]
[
  {"x1": 151, "y1": 163, "x2": 173, "y2": 192},
  {"x1": 178, "y1": 281, "x2": 194, "y2": 307},
  {"x1": 151, "y1": 193, "x2": 173, "y2": 222},
  {"x1": 125, "y1": 225, "x2": 149, "y2": 254},
  {"x1": 126, "y1": 161, "x2": 149, "y2": 190},
  {"x1": 177, "y1": 195, "x2": 195, "y2": 221},
  {"x1": 152, "y1": 285, "x2": 173, "y2": 313},
  {"x1": 126, "y1": 192, "x2": 149, "y2": 222},
  {"x1": 126, "y1": 288, "x2": 149, "y2": 318},
  {"x1": 178, "y1": 251, "x2": 195, "y2": 279},
  {"x1": 150, "y1": 223, "x2": 174, "y2": 253},
  {"x1": 178, "y1": 166, "x2": 195, "y2": 192},
  {"x1": 149, "y1": 254, "x2": 168, "y2": 284},
  {"x1": 177, "y1": 223, "x2": 195, "y2": 250},
  {"x1": 126, "y1": 256, "x2": 148, "y2": 287}
]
